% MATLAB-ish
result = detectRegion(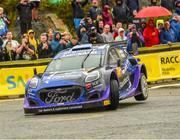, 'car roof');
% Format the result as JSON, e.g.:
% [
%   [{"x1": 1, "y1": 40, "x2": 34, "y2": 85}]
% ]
[{"x1": 53, "y1": 44, "x2": 110, "y2": 60}]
